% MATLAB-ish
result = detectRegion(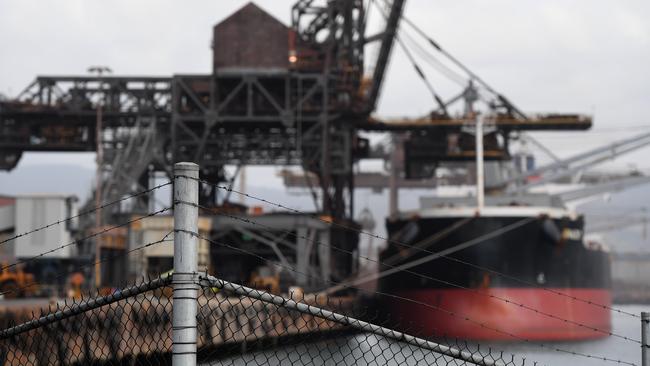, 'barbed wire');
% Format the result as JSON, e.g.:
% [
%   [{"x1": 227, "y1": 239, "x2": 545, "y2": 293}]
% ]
[
  {"x1": 0, "y1": 274, "x2": 172, "y2": 365},
  {"x1": 0, "y1": 230, "x2": 174, "y2": 297},
  {"x1": 178, "y1": 200, "x2": 641, "y2": 345},
  {"x1": 0, "y1": 188, "x2": 632, "y2": 365},
  {"x1": 1, "y1": 269, "x2": 533, "y2": 366},
  {"x1": 0, "y1": 276, "x2": 172, "y2": 342},
  {"x1": 181, "y1": 229, "x2": 539, "y2": 366},
  {"x1": 200, "y1": 273, "x2": 523, "y2": 366},
  {"x1": 181, "y1": 229, "x2": 637, "y2": 366},
  {"x1": 0, "y1": 181, "x2": 171, "y2": 247},
  {"x1": 176, "y1": 174, "x2": 641, "y2": 319},
  {"x1": 0, "y1": 206, "x2": 172, "y2": 273}
]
